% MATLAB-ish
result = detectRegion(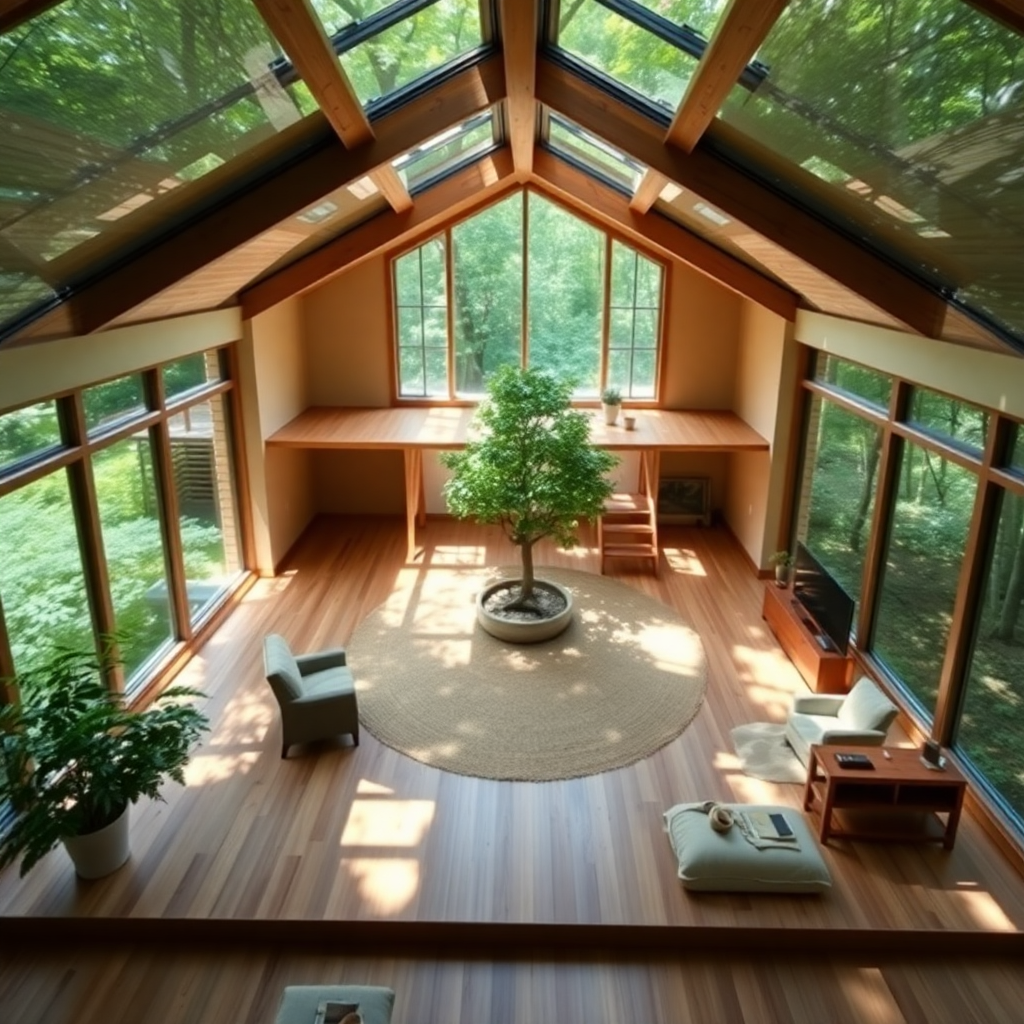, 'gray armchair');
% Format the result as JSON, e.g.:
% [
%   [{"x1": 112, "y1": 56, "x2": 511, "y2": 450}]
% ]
[
  {"x1": 785, "y1": 675, "x2": 898, "y2": 767},
  {"x1": 263, "y1": 633, "x2": 359, "y2": 758}
]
